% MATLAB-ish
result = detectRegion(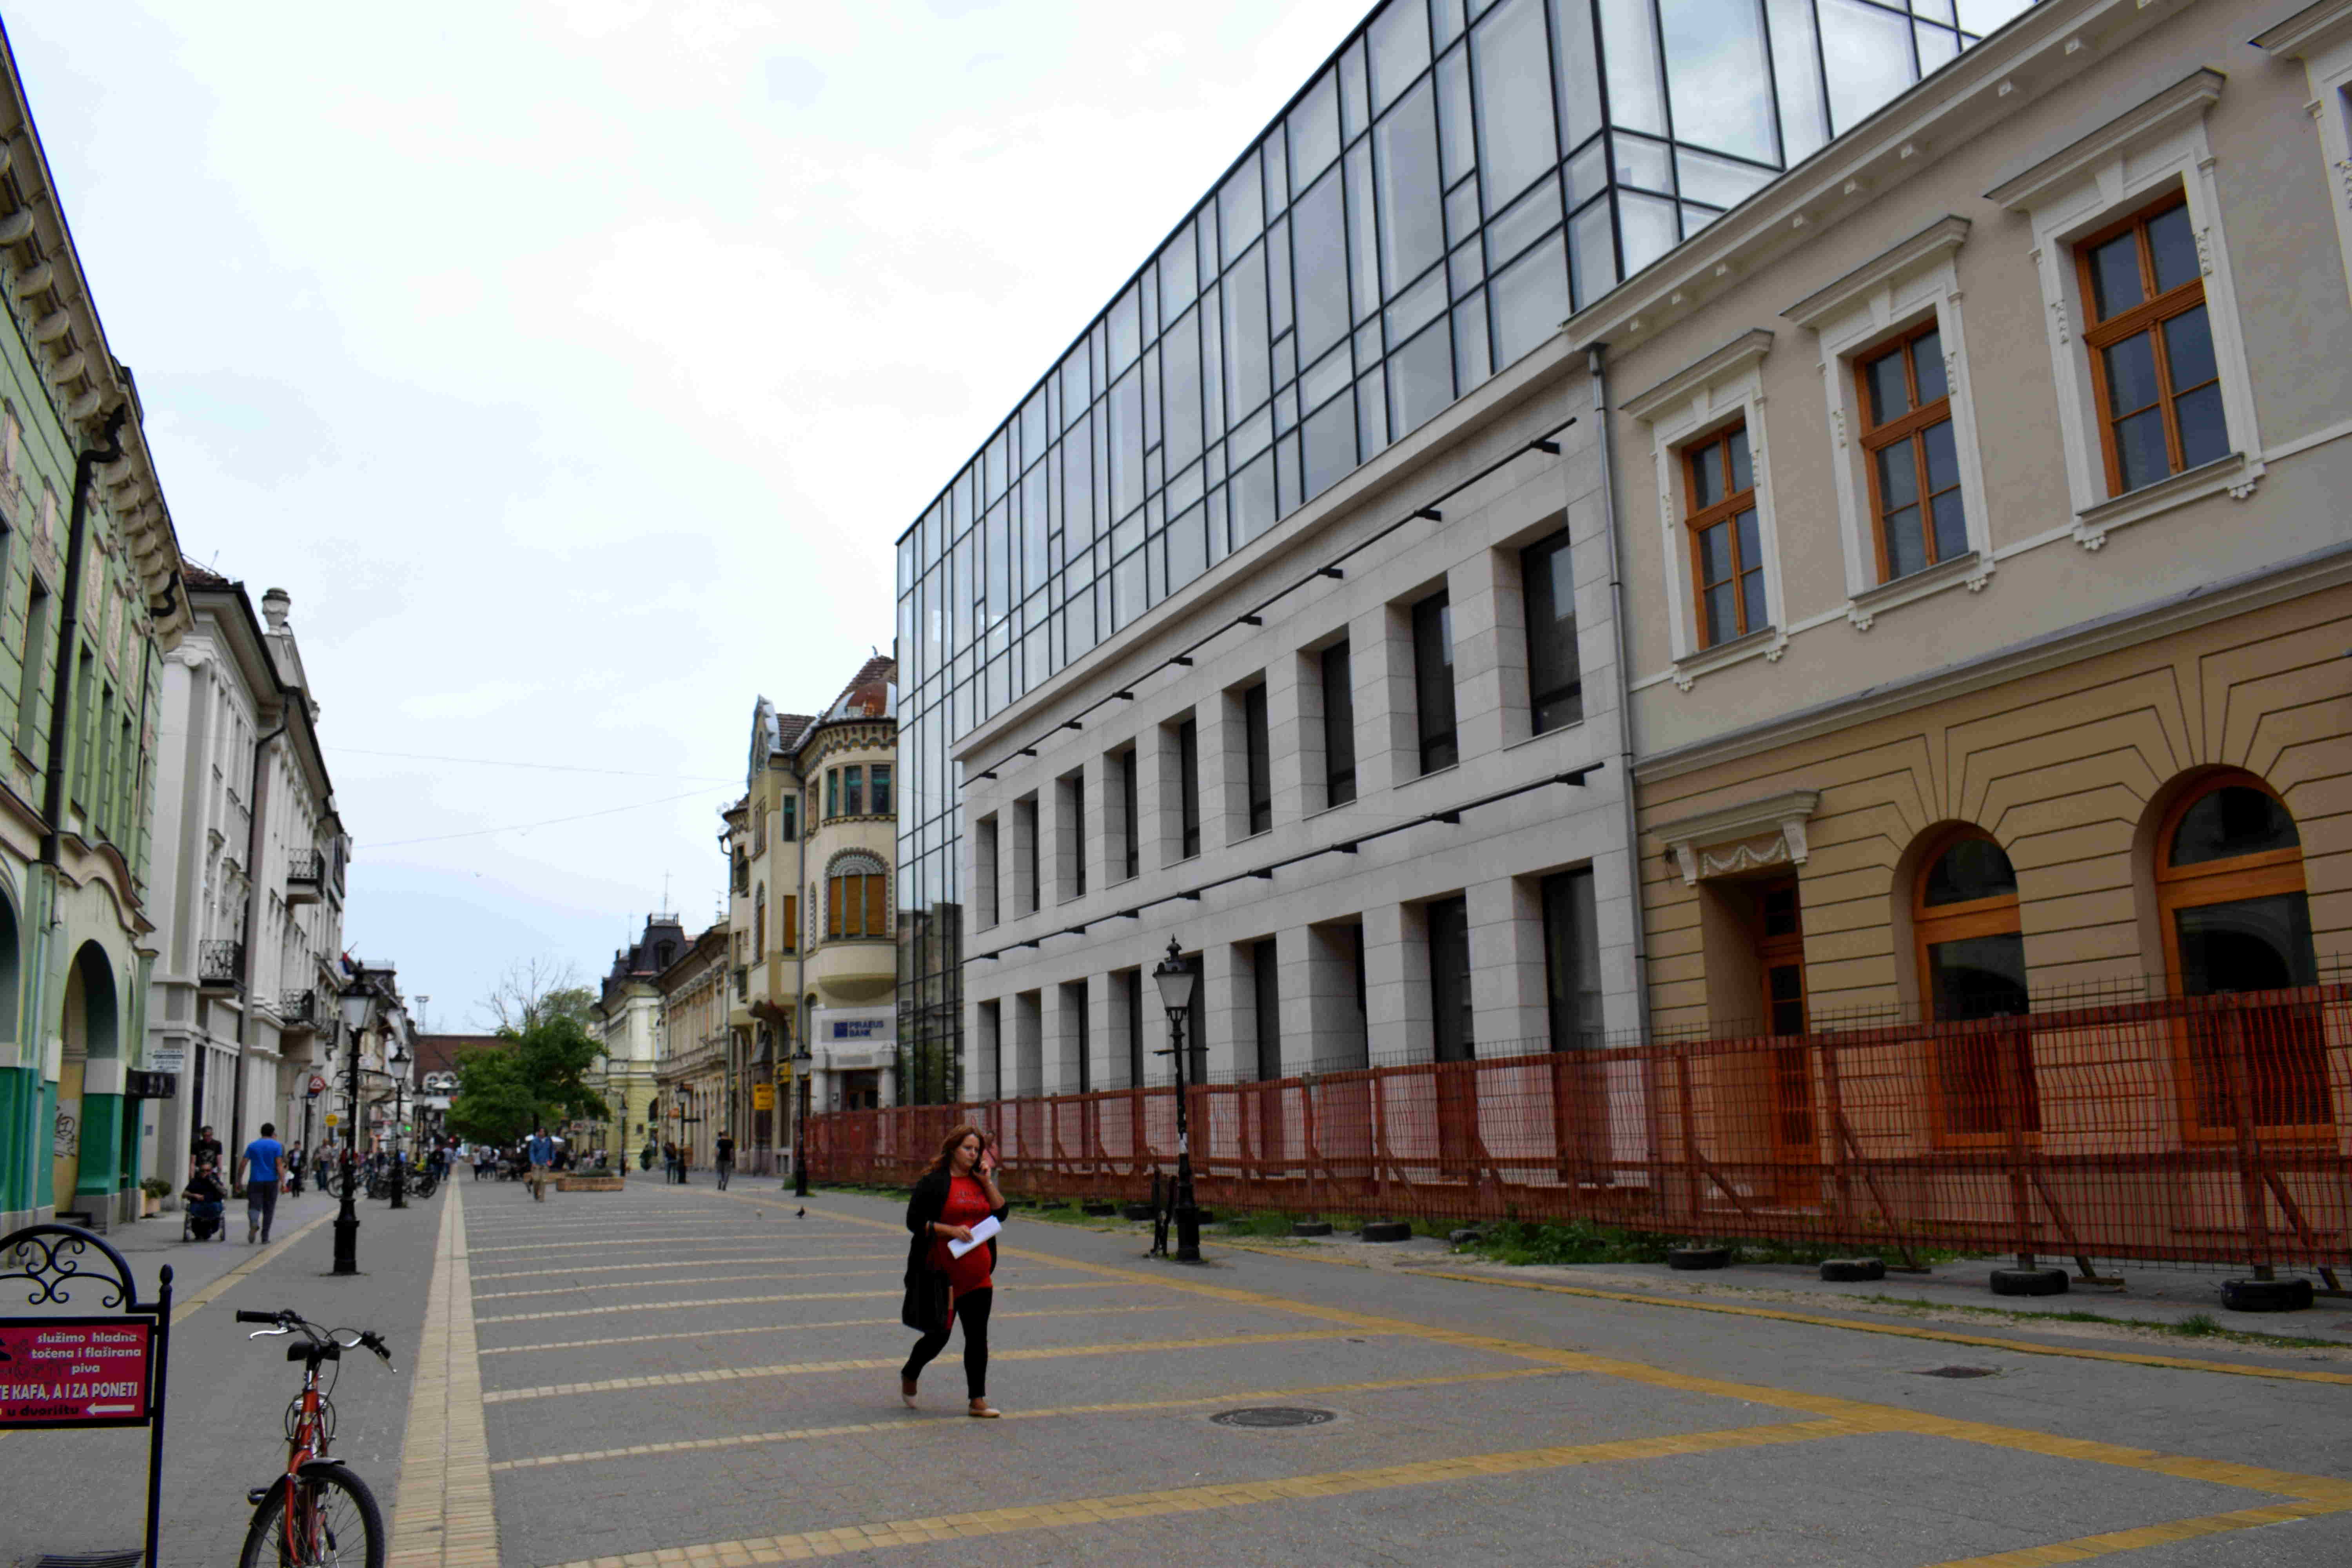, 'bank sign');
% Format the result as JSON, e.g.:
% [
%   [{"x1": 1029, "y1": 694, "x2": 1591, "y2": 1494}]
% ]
[{"x1": 0, "y1": 1319, "x2": 154, "y2": 1426}]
